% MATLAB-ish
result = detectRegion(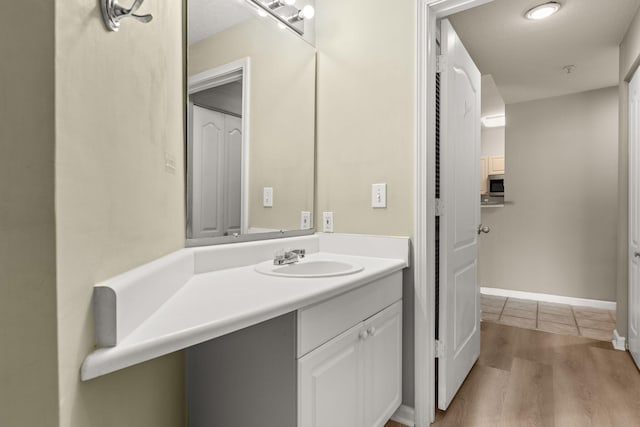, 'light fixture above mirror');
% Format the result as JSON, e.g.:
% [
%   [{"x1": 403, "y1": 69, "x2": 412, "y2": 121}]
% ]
[{"x1": 246, "y1": 0, "x2": 315, "y2": 35}]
